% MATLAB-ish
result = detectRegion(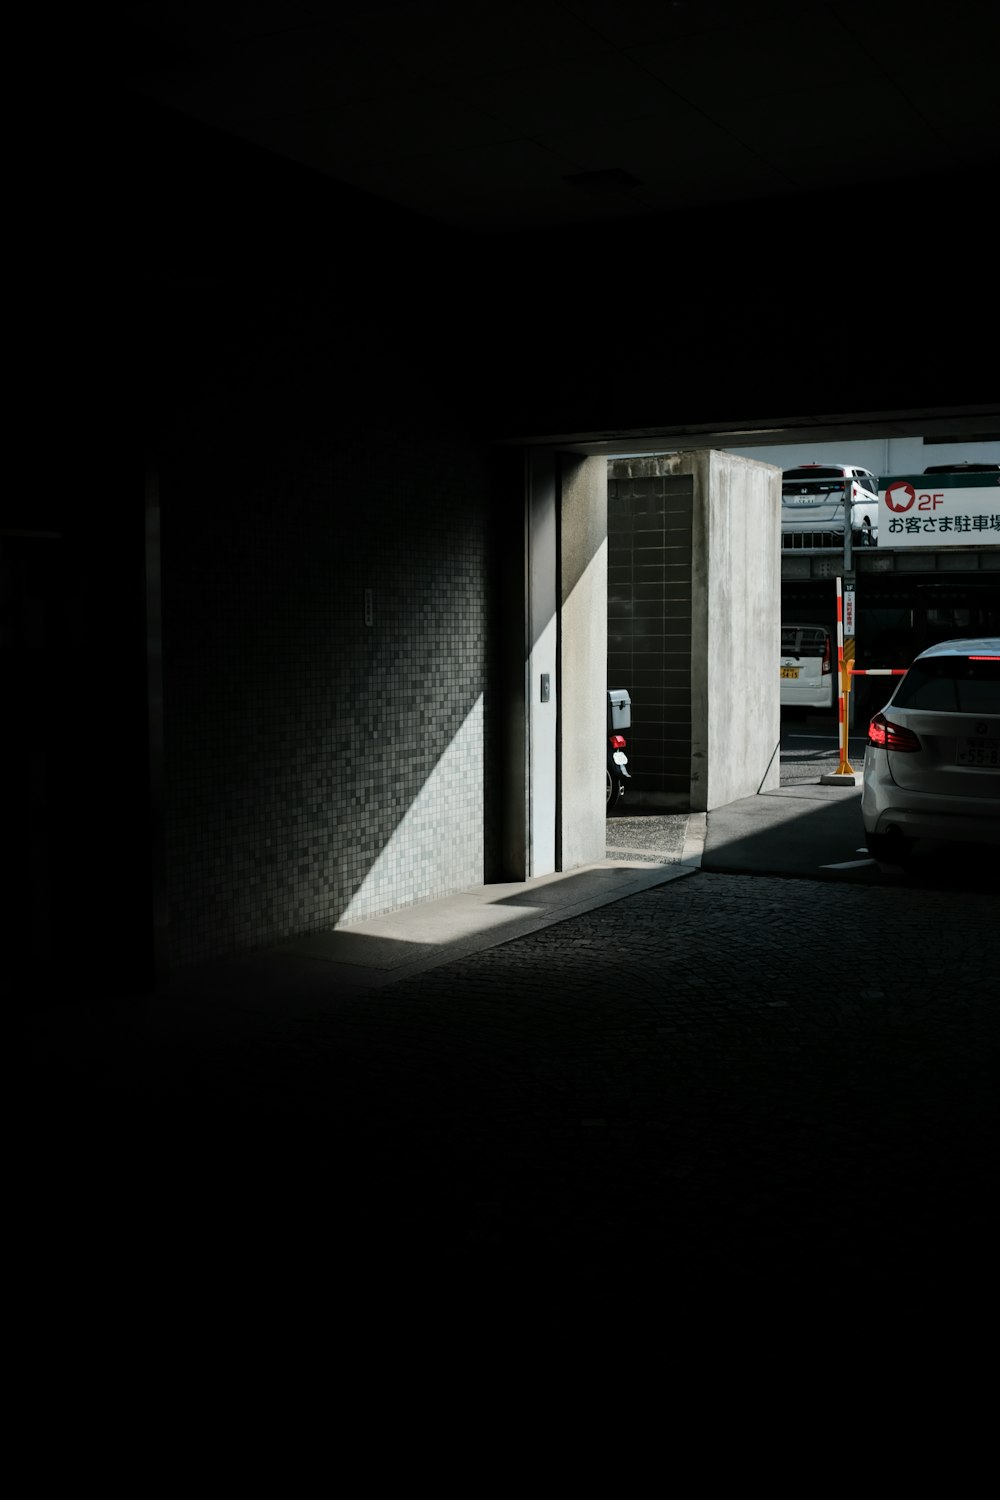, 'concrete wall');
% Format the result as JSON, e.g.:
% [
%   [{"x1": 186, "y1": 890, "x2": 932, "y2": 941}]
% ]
[
  {"x1": 158, "y1": 362, "x2": 503, "y2": 968},
  {"x1": 690, "y1": 451, "x2": 782, "y2": 811},
  {"x1": 607, "y1": 460, "x2": 694, "y2": 806},
  {"x1": 157, "y1": 420, "x2": 608, "y2": 970},
  {"x1": 558, "y1": 455, "x2": 608, "y2": 870}
]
